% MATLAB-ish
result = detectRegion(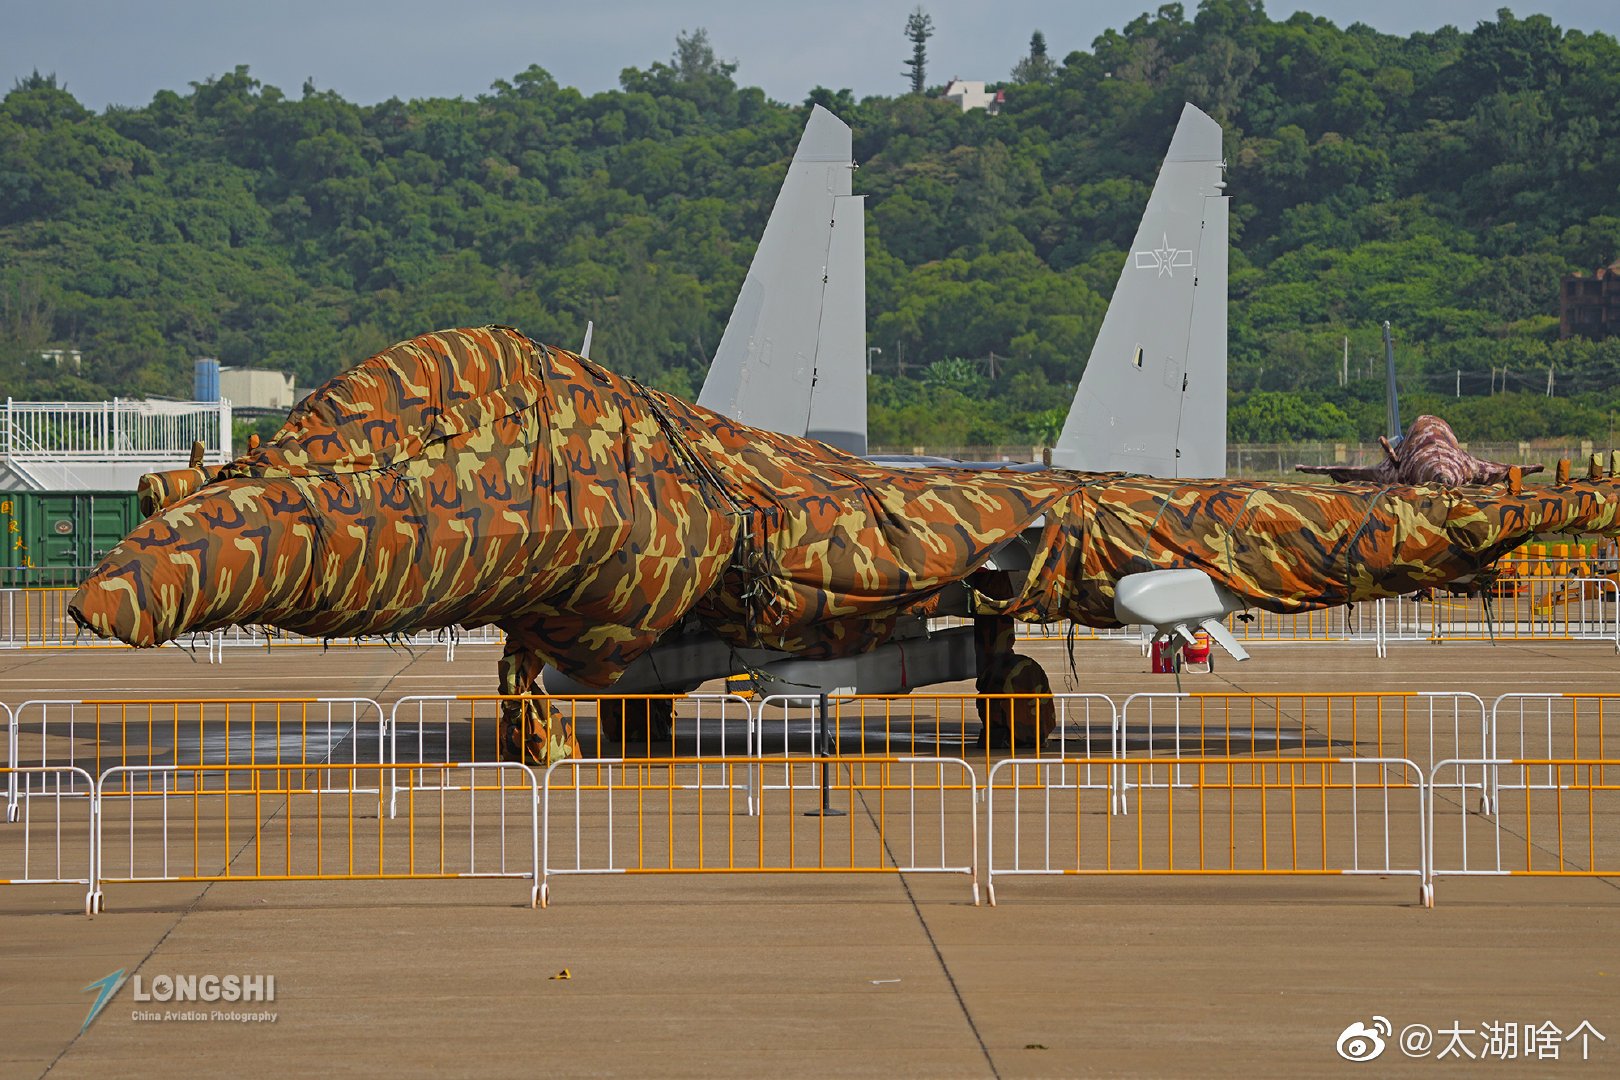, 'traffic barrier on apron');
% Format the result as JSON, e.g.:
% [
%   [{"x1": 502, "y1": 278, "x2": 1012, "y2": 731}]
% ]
[
  {"x1": 539, "y1": 755, "x2": 979, "y2": 906},
  {"x1": 387, "y1": 694, "x2": 753, "y2": 816},
  {"x1": 7, "y1": 697, "x2": 387, "y2": 821},
  {"x1": 1428, "y1": 757, "x2": 1620, "y2": 903},
  {"x1": 1488, "y1": 694, "x2": 1620, "y2": 814},
  {"x1": 1117, "y1": 692, "x2": 1488, "y2": 813},
  {"x1": 987, "y1": 756, "x2": 1429, "y2": 906},
  {"x1": 94, "y1": 762, "x2": 539, "y2": 911},
  {"x1": 0, "y1": 765, "x2": 98, "y2": 914}
]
